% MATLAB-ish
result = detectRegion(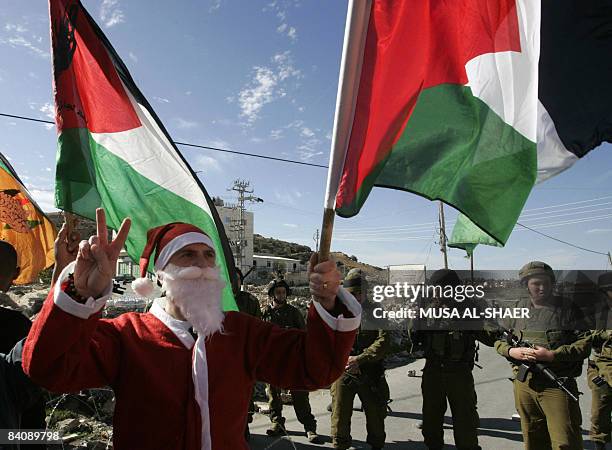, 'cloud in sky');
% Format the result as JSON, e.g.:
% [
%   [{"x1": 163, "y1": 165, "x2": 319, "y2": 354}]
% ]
[
  {"x1": 29, "y1": 189, "x2": 57, "y2": 213},
  {"x1": 100, "y1": 0, "x2": 125, "y2": 28},
  {"x1": 153, "y1": 96, "x2": 170, "y2": 104},
  {"x1": 5, "y1": 24, "x2": 27, "y2": 33},
  {"x1": 174, "y1": 117, "x2": 199, "y2": 129},
  {"x1": 209, "y1": 0, "x2": 222, "y2": 12},
  {"x1": 238, "y1": 51, "x2": 301, "y2": 123},
  {"x1": 0, "y1": 36, "x2": 48, "y2": 58},
  {"x1": 194, "y1": 155, "x2": 221, "y2": 173},
  {"x1": 128, "y1": 52, "x2": 138, "y2": 63},
  {"x1": 283, "y1": 223, "x2": 298, "y2": 228}
]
